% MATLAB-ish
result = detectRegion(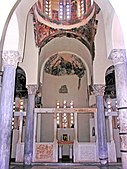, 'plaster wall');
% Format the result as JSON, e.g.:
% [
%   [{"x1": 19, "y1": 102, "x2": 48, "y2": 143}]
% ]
[
  {"x1": 19, "y1": 13, "x2": 38, "y2": 85},
  {"x1": 3, "y1": 13, "x2": 19, "y2": 52},
  {"x1": 95, "y1": 0, "x2": 114, "y2": 57},
  {"x1": 42, "y1": 72, "x2": 88, "y2": 108},
  {"x1": 15, "y1": 3, "x2": 35, "y2": 57},
  {"x1": 41, "y1": 71, "x2": 90, "y2": 142},
  {"x1": 0, "y1": 0, "x2": 18, "y2": 46},
  {"x1": 112, "y1": 13, "x2": 125, "y2": 49},
  {"x1": 109, "y1": 0, "x2": 127, "y2": 52},
  {"x1": 93, "y1": 11, "x2": 112, "y2": 84}
]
